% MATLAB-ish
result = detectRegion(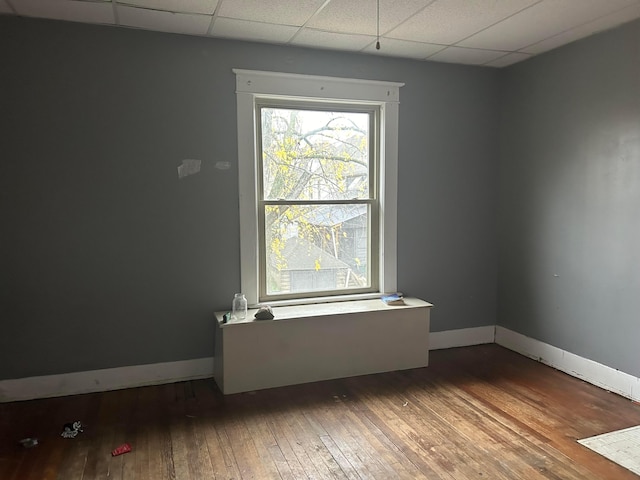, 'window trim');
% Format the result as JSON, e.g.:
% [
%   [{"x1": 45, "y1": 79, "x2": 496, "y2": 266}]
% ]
[{"x1": 234, "y1": 69, "x2": 403, "y2": 306}]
